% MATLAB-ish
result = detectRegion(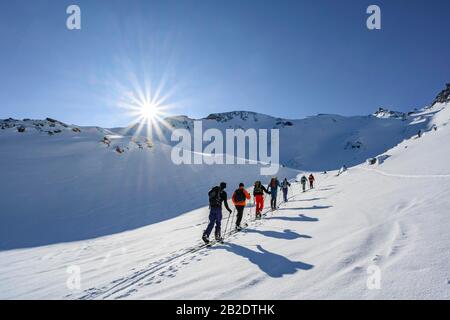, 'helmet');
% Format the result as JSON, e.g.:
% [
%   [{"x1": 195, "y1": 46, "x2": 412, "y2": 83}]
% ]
[{"x1": 220, "y1": 182, "x2": 227, "y2": 189}]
